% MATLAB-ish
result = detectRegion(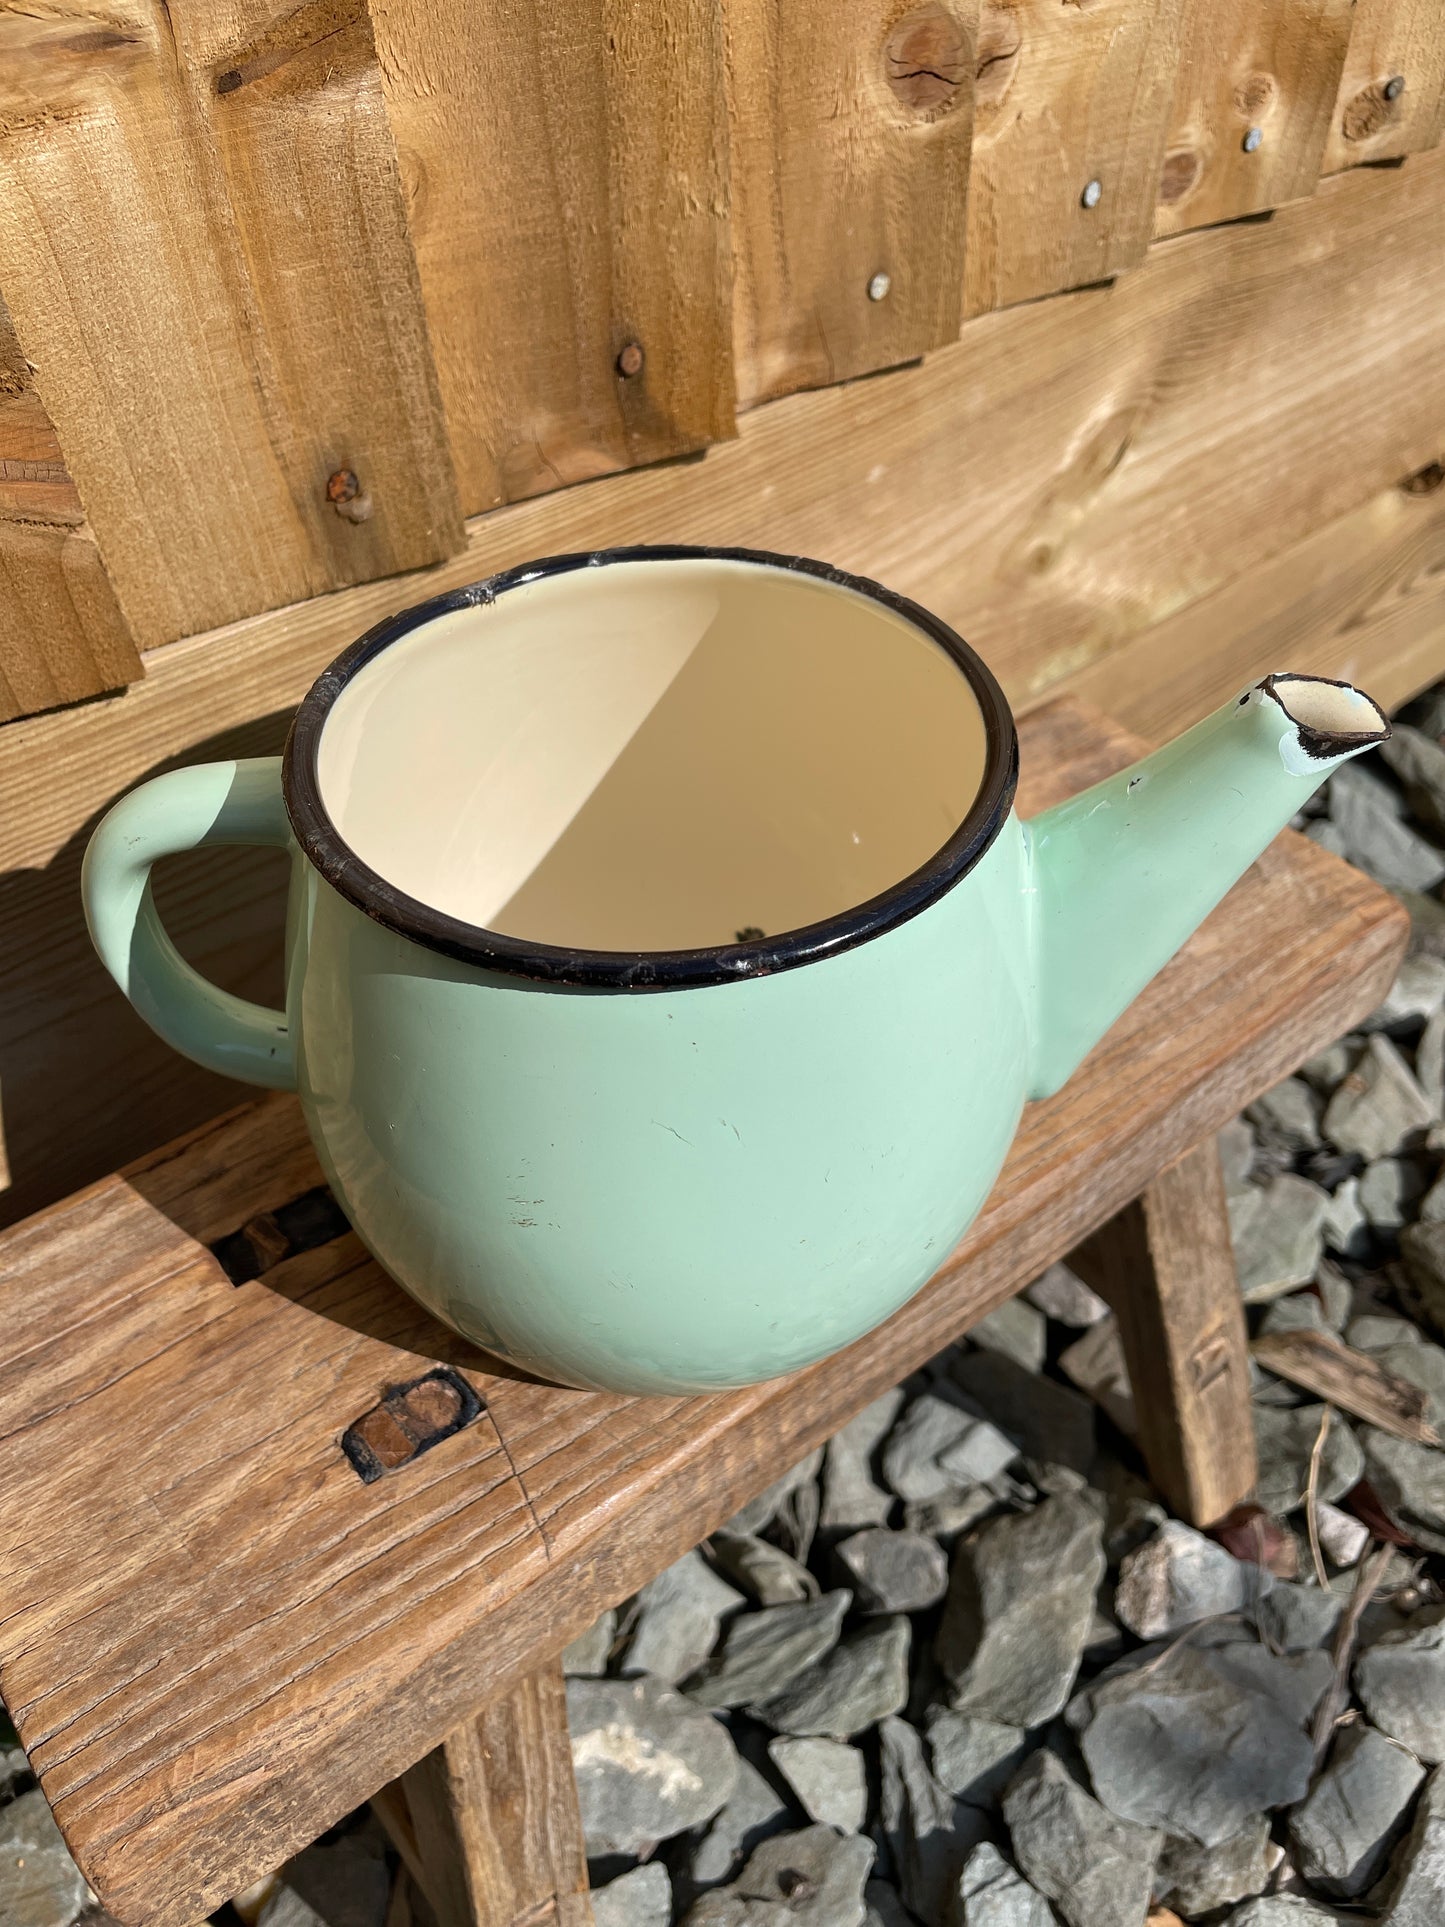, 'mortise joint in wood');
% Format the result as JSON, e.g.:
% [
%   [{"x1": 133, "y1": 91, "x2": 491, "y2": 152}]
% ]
[
  {"x1": 211, "y1": 1183, "x2": 351, "y2": 1283},
  {"x1": 342, "y1": 1368, "x2": 484, "y2": 1483}
]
